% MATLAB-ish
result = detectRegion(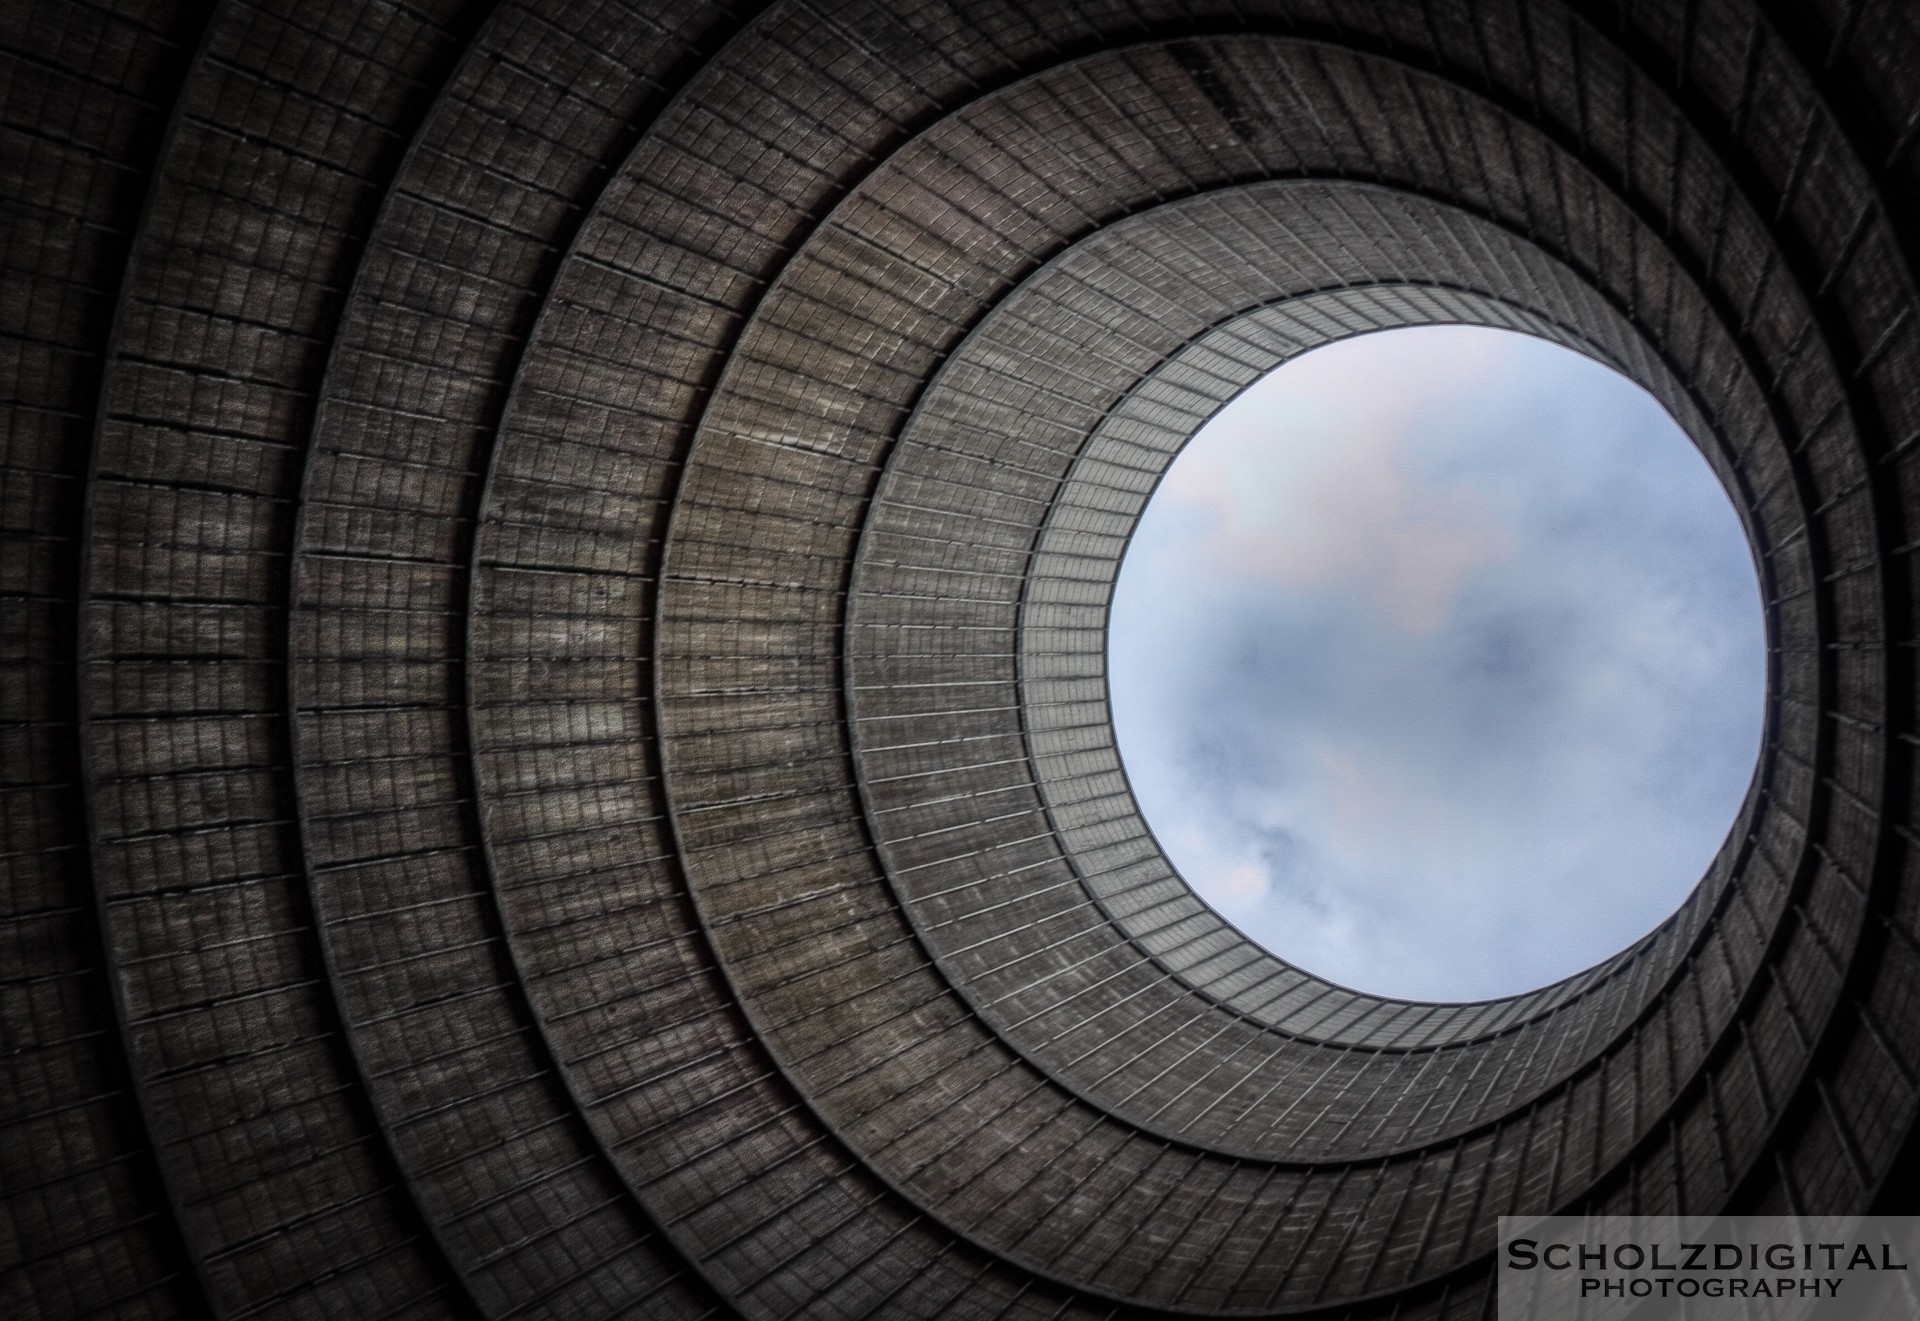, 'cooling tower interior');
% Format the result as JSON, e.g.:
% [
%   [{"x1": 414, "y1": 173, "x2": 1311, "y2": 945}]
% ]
[{"x1": 4, "y1": 0, "x2": 1920, "y2": 1316}]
